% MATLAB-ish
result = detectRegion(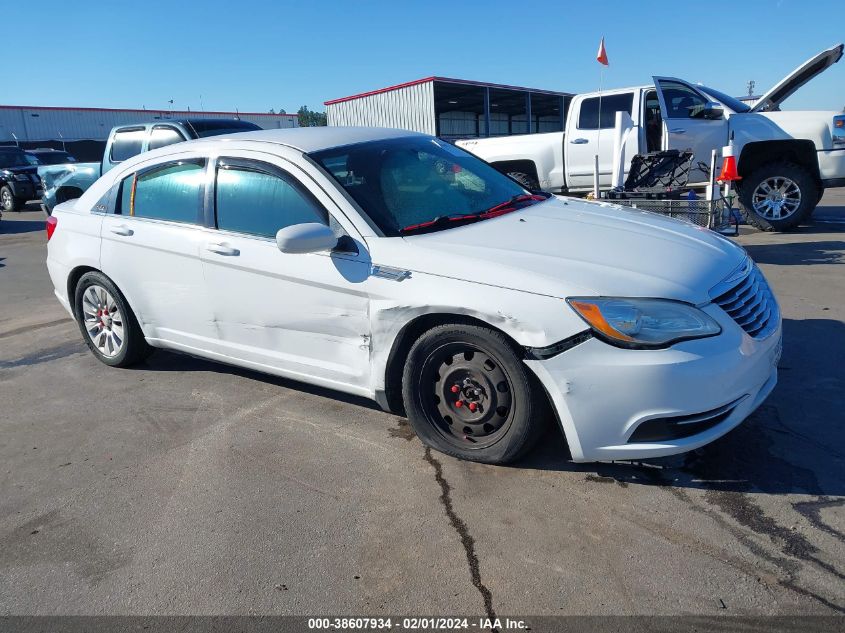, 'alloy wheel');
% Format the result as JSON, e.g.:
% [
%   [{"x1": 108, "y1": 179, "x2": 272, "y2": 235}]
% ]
[
  {"x1": 751, "y1": 176, "x2": 802, "y2": 220},
  {"x1": 81, "y1": 284, "x2": 125, "y2": 358},
  {"x1": 1, "y1": 189, "x2": 12, "y2": 211}
]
